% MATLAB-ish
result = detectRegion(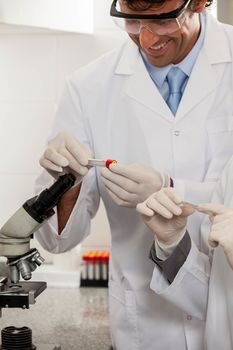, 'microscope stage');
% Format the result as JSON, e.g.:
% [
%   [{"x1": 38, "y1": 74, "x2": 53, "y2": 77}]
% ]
[{"x1": 0, "y1": 281, "x2": 46, "y2": 309}]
